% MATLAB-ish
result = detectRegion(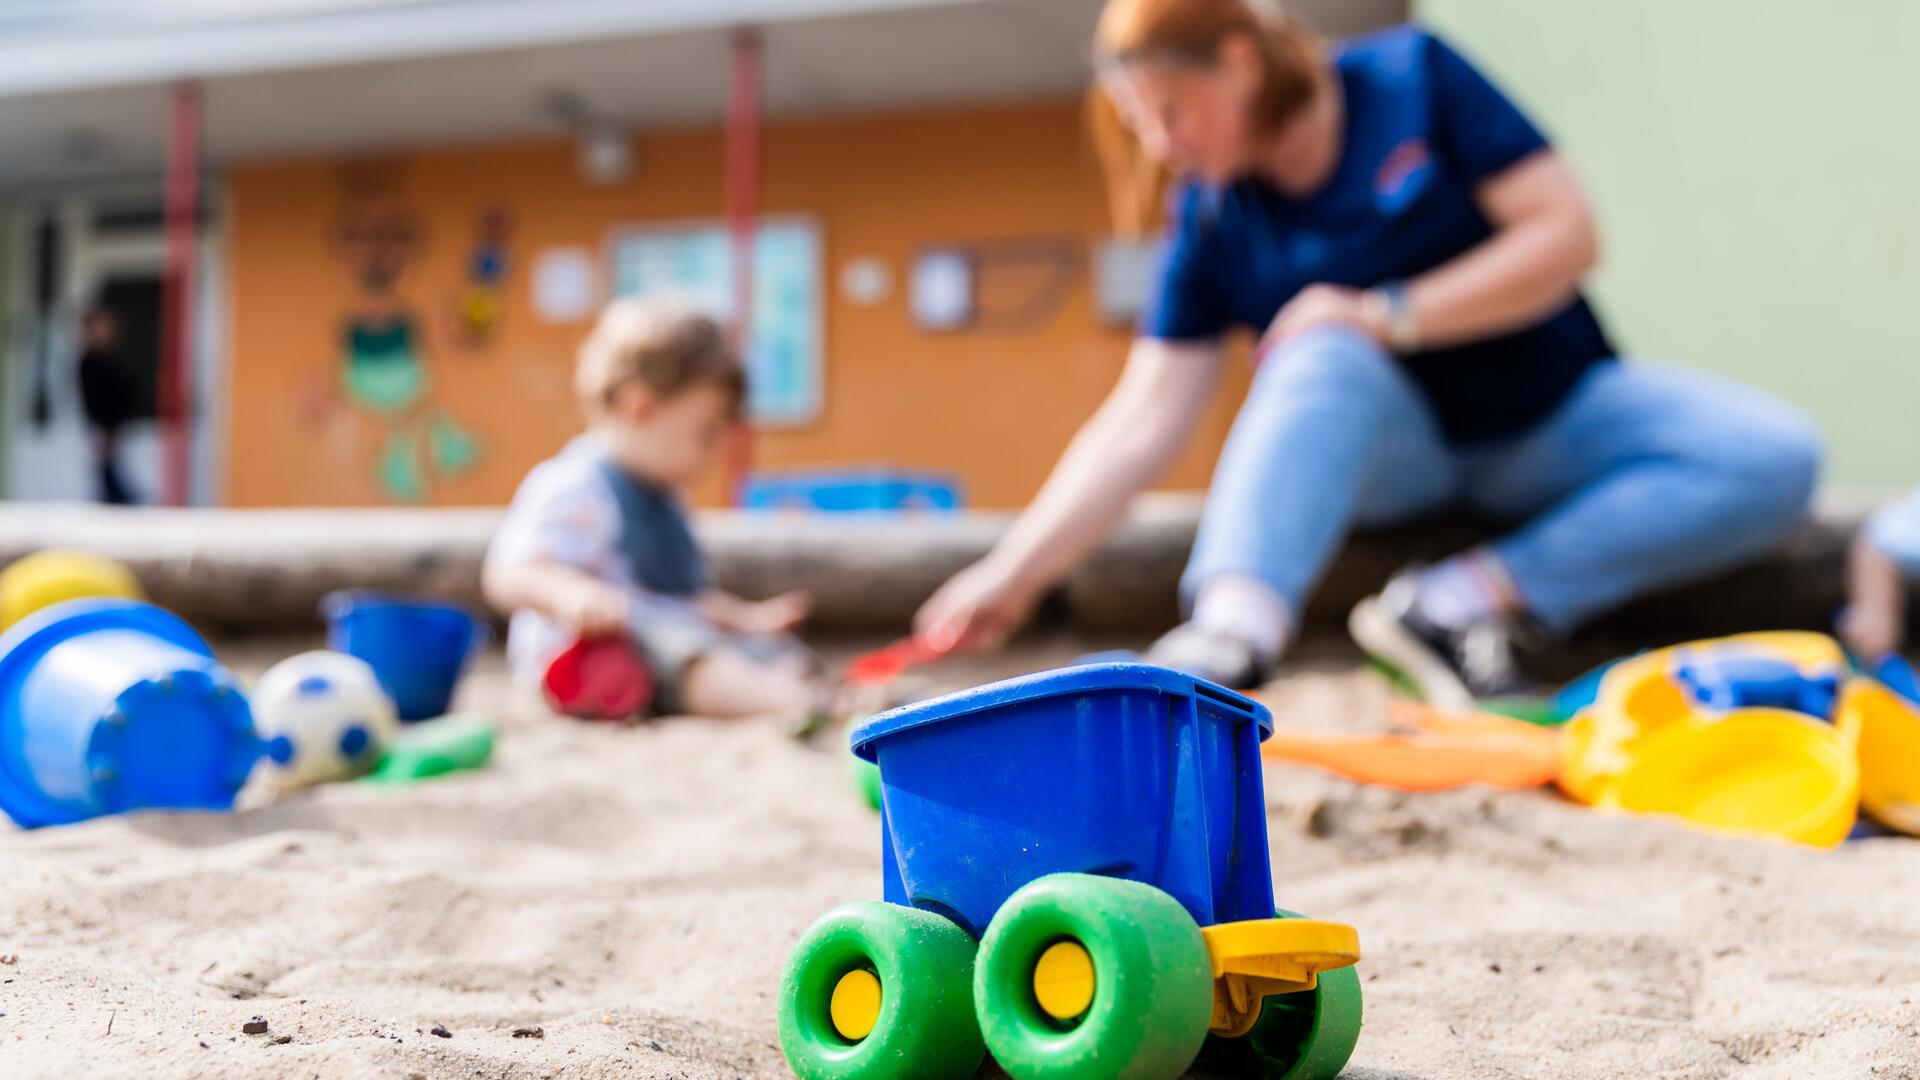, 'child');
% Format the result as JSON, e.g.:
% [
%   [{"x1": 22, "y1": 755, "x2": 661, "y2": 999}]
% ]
[
  {"x1": 1842, "y1": 491, "x2": 1920, "y2": 661},
  {"x1": 483, "y1": 298, "x2": 817, "y2": 719}
]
